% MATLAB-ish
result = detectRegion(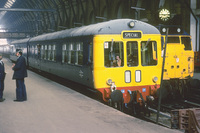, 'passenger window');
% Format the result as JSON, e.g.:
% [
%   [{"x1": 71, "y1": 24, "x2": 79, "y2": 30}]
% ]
[
  {"x1": 35, "y1": 45, "x2": 38, "y2": 57},
  {"x1": 41, "y1": 45, "x2": 44, "y2": 59},
  {"x1": 52, "y1": 45, "x2": 56, "y2": 61},
  {"x1": 181, "y1": 37, "x2": 192, "y2": 50},
  {"x1": 48, "y1": 45, "x2": 52, "y2": 60},
  {"x1": 127, "y1": 41, "x2": 138, "y2": 67},
  {"x1": 44, "y1": 45, "x2": 48, "y2": 60},
  {"x1": 76, "y1": 43, "x2": 83, "y2": 65},
  {"x1": 104, "y1": 41, "x2": 124, "y2": 67},
  {"x1": 141, "y1": 41, "x2": 157, "y2": 66},
  {"x1": 62, "y1": 44, "x2": 68, "y2": 63},
  {"x1": 37, "y1": 44, "x2": 41, "y2": 59},
  {"x1": 32, "y1": 45, "x2": 34, "y2": 55},
  {"x1": 68, "y1": 43, "x2": 75, "y2": 64}
]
